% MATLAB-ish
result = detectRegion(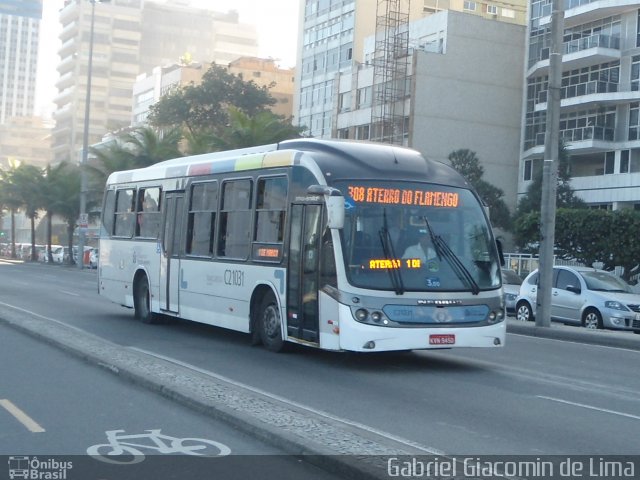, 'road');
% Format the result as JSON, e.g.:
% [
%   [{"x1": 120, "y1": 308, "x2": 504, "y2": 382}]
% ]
[
  {"x1": 0, "y1": 260, "x2": 639, "y2": 474},
  {"x1": 0, "y1": 316, "x2": 343, "y2": 480}
]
